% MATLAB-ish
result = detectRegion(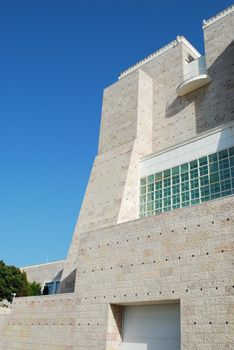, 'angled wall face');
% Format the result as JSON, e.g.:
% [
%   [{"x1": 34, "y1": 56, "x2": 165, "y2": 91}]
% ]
[
  {"x1": 60, "y1": 70, "x2": 153, "y2": 291},
  {"x1": 22, "y1": 260, "x2": 65, "y2": 291},
  {"x1": 61, "y1": 6, "x2": 234, "y2": 294},
  {"x1": 61, "y1": 8, "x2": 234, "y2": 292}
]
